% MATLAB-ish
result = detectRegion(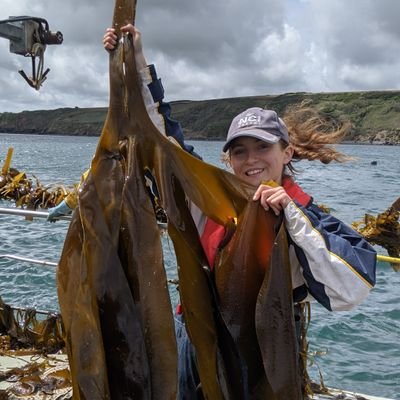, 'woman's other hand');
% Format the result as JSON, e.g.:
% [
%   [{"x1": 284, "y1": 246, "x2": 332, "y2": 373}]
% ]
[{"x1": 253, "y1": 183, "x2": 292, "y2": 215}]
